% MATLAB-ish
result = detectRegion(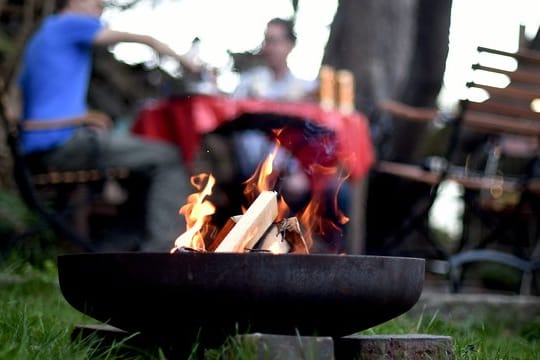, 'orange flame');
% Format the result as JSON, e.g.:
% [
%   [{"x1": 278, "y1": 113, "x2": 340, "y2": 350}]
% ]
[
  {"x1": 277, "y1": 197, "x2": 290, "y2": 222},
  {"x1": 171, "y1": 173, "x2": 216, "y2": 252},
  {"x1": 171, "y1": 129, "x2": 352, "y2": 254},
  {"x1": 242, "y1": 141, "x2": 293, "y2": 221},
  {"x1": 243, "y1": 144, "x2": 280, "y2": 198},
  {"x1": 296, "y1": 165, "x2": 350, "y2": 252}
]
